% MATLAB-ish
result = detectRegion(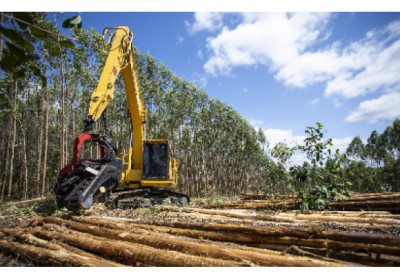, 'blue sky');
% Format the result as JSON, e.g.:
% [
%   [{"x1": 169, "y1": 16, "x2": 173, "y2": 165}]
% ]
[
  {"x1": 59, "y1": 11, "x2": 400, "y2": 157},
  {"x1": 6, "y1": 0, "x2": 399, "y2": 164}
]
